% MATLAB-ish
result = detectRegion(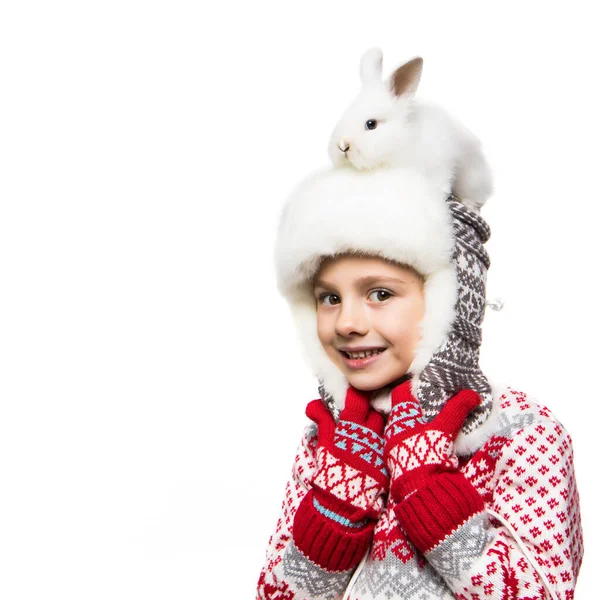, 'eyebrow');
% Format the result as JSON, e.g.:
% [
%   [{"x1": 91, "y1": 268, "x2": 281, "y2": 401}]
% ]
[{"x1": 313, "y1": 275, "x2": 409, "y2": 290}]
